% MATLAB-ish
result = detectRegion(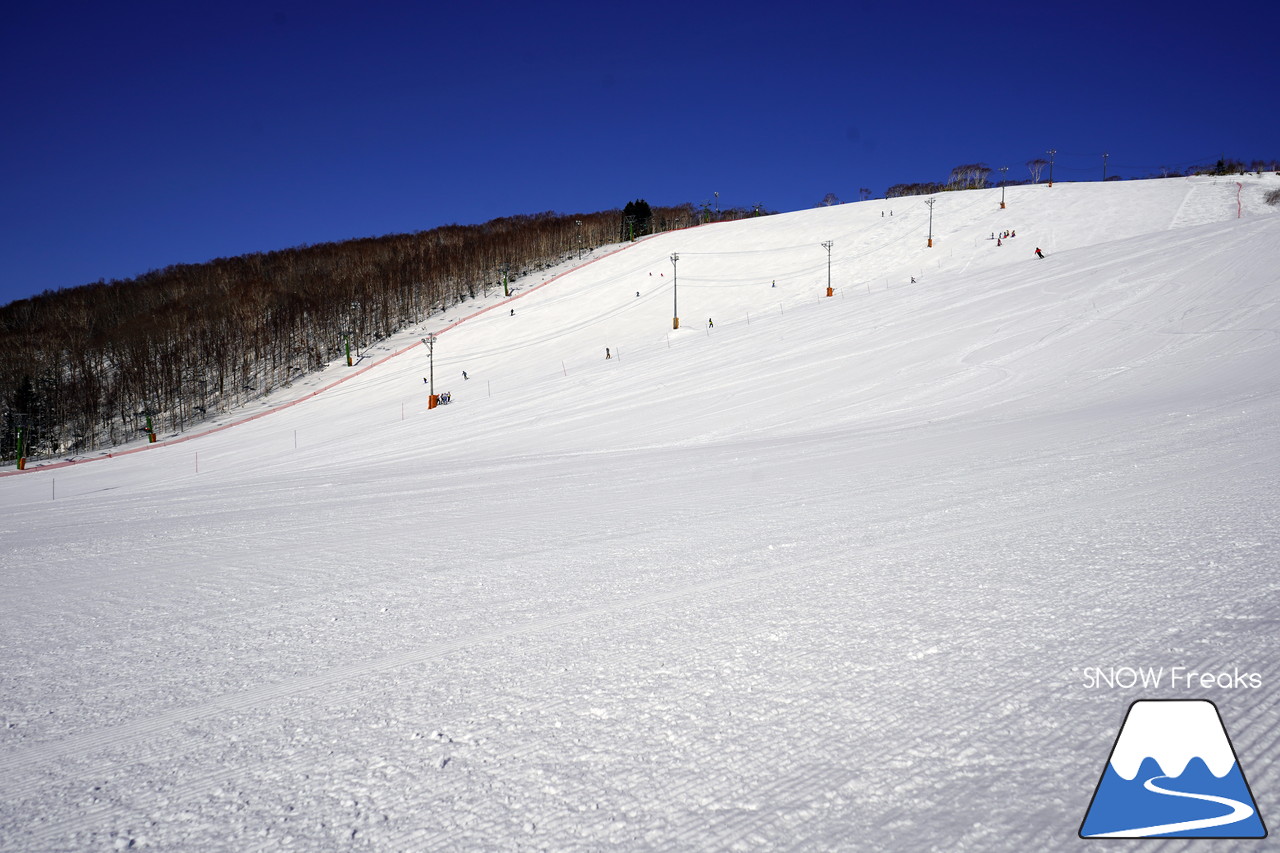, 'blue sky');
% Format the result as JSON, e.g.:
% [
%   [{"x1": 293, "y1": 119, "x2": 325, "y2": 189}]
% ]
[{"x1": 2, "y1": 0, "x2": 1274, "y2": 306}]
